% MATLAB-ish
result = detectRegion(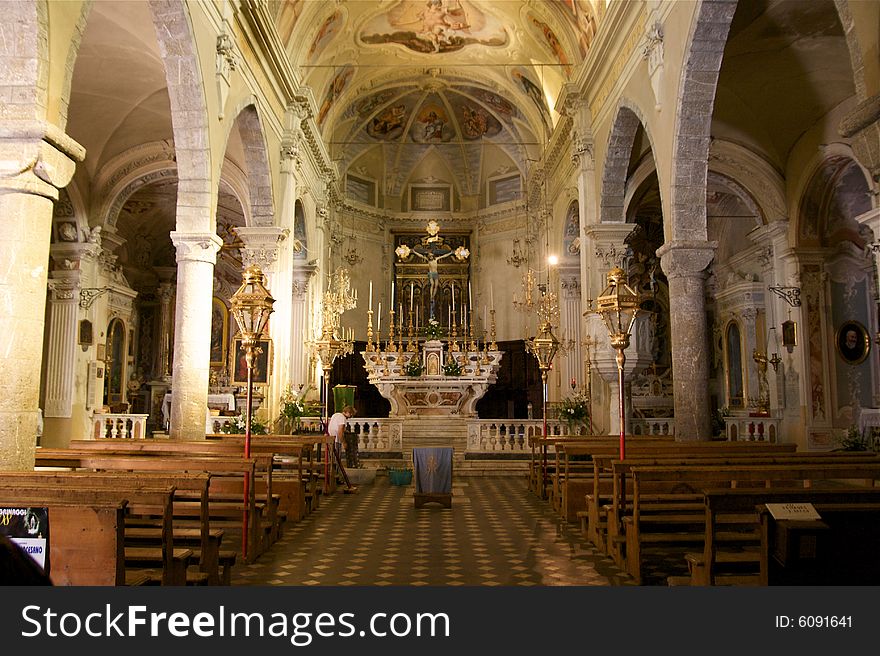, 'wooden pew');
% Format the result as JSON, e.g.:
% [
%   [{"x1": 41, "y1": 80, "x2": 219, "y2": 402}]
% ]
[
  {"x1": 0, "y1": 484, "x2": 190, "y2": 585},
  {"x1": 622, "y1": 461, "x2": 880, "y2": 584},
  {"x1": 581, "y1": 442, "x2": 798, "y2": 548},
  {"x1": 758, "y1": 498, "x2": 880, "y2": 585},
  {"x1": 34, "y1": 449, "x2": 264, "y2": 563},
  {"x1": 2, "y1": 470, "x2": 229, "y2": 585},
  {"x1": 70, "y1": 437, "x2": 306, "y2": 528},
  {"x1": 687, "y1": 487, "x2": 880, "y2": 586}
]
